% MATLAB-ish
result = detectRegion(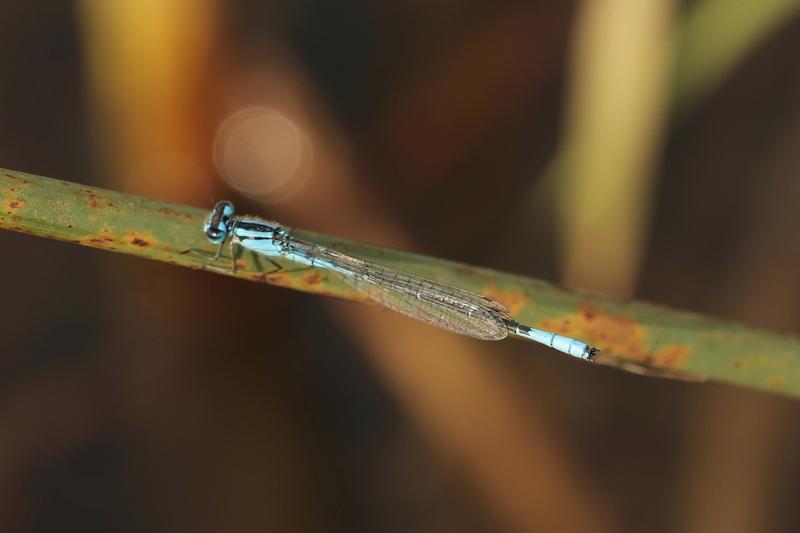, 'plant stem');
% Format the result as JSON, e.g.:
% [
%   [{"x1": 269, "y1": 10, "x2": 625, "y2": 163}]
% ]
[{"x1": 2, "y1": 168, "x2": 799, "y2": 396}]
